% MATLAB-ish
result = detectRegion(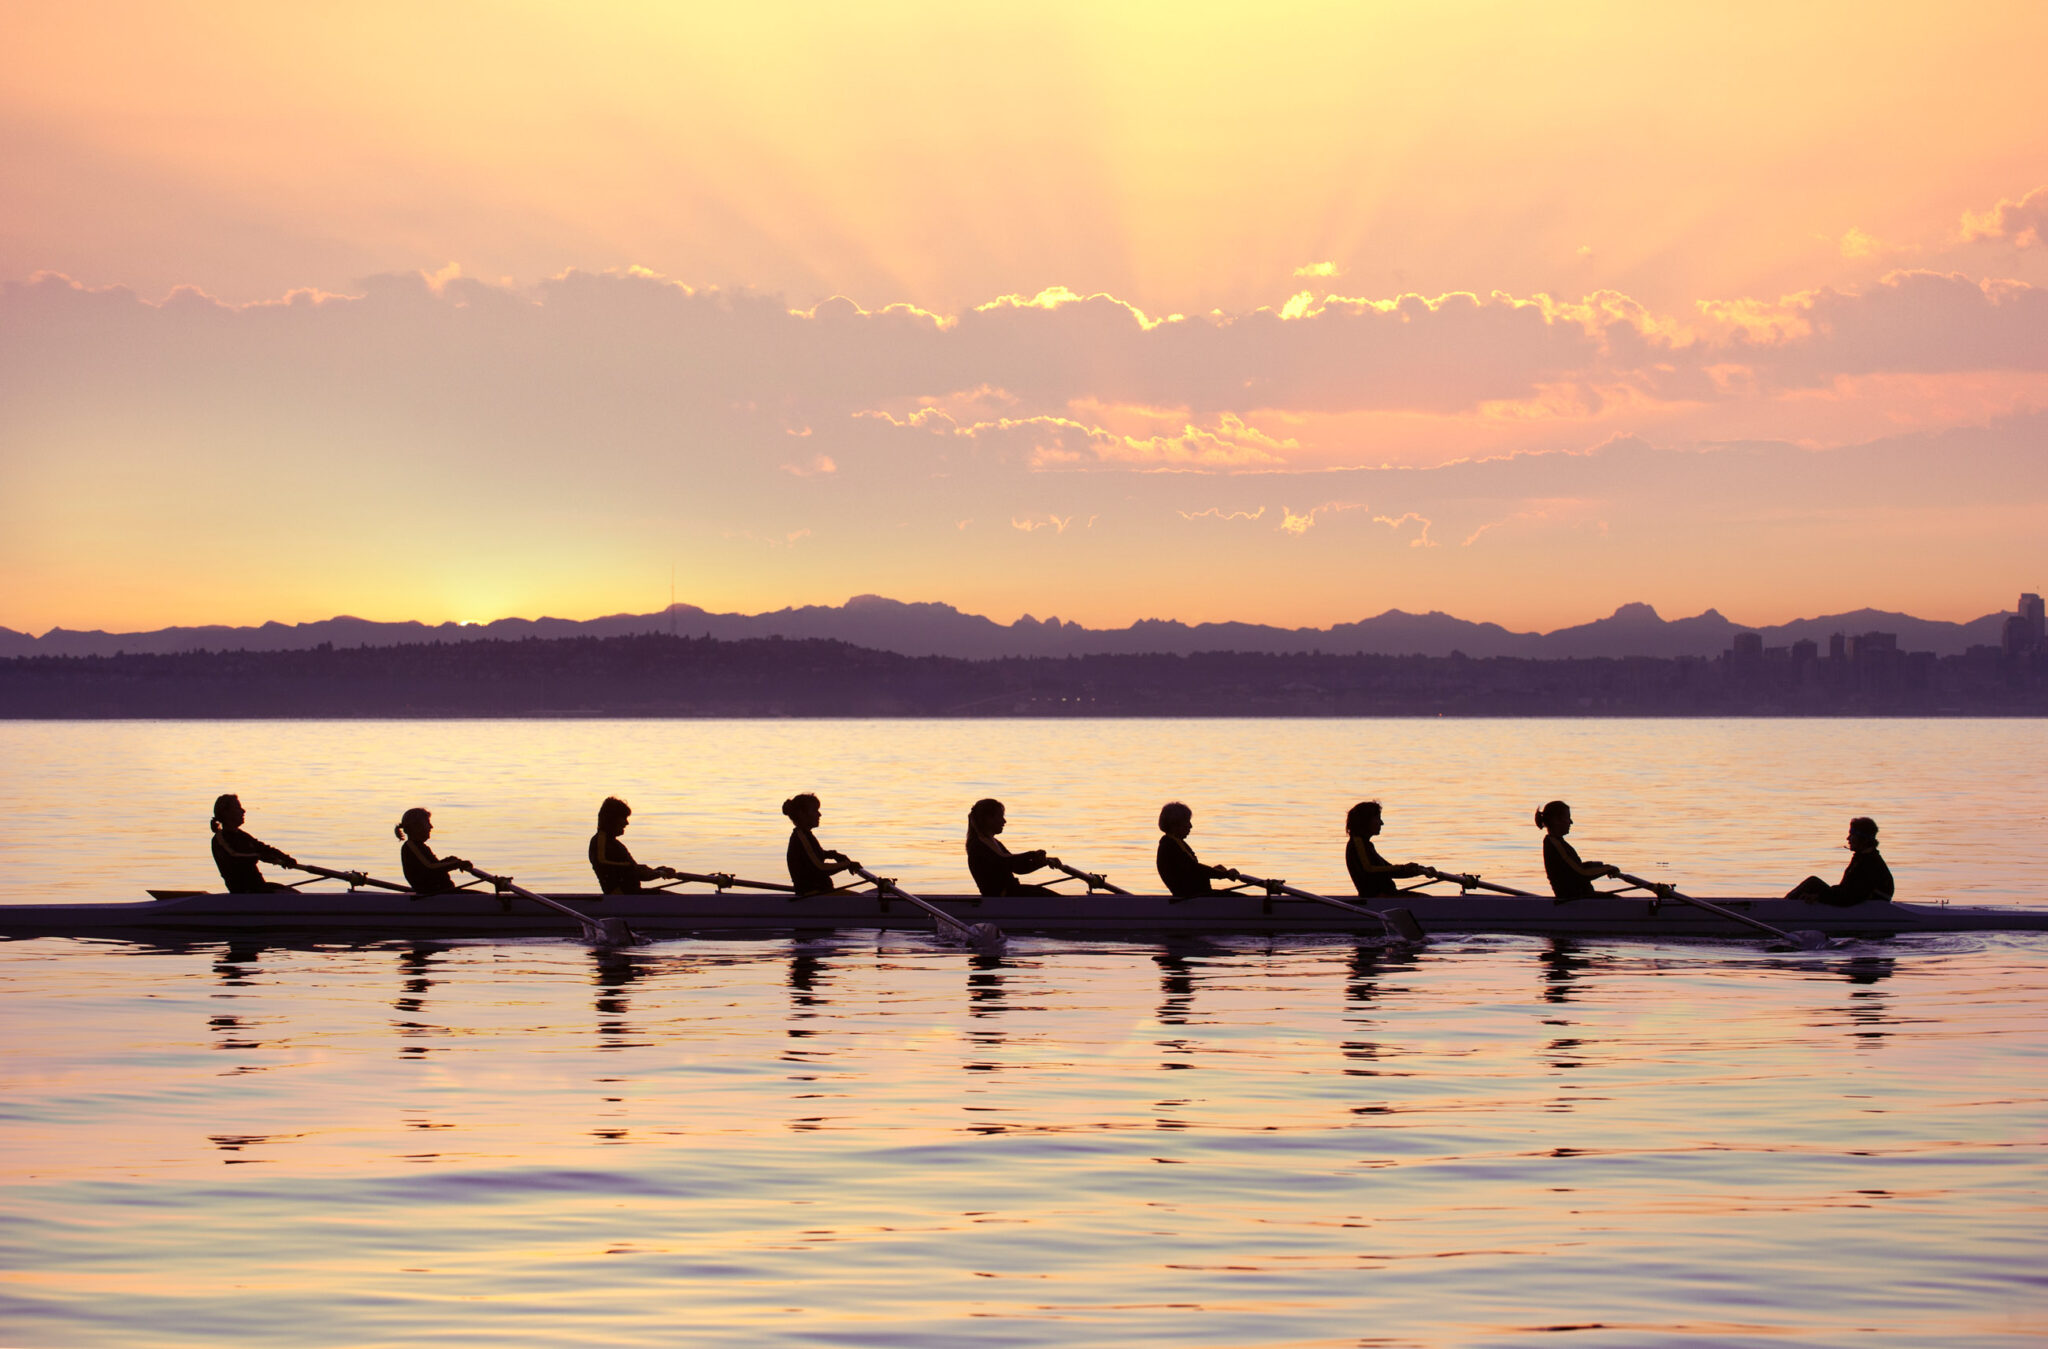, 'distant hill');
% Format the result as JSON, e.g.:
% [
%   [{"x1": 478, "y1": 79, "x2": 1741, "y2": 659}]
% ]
[{"x1": 0, "y1": 595, "x2": 2013, "y2": 661}]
